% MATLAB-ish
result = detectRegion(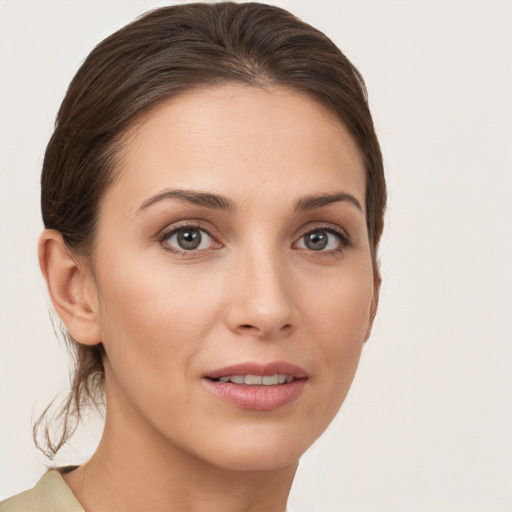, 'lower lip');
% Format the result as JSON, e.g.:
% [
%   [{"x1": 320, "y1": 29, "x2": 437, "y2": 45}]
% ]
[{"x1": 203, "y1": 379, "x2": 307, "y2": 411}]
